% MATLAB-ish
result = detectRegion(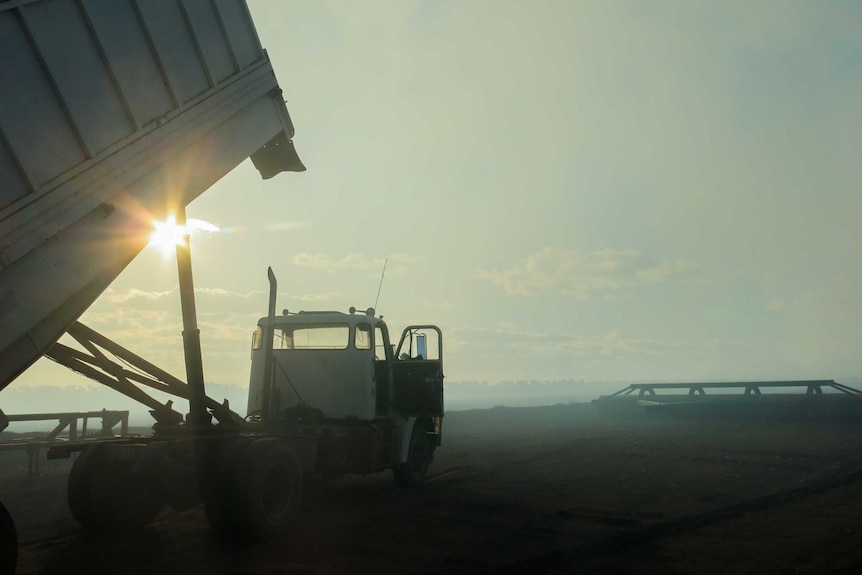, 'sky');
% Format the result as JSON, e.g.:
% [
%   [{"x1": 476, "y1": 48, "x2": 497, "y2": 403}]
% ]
[{"x1": 9, "y1": 1, "x2": 862, "y2": 414}]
